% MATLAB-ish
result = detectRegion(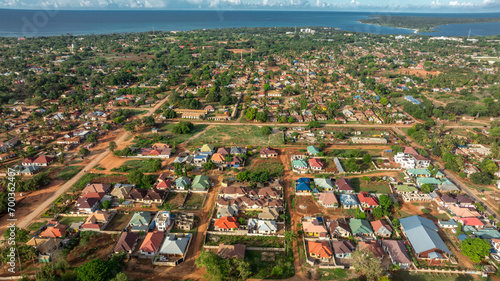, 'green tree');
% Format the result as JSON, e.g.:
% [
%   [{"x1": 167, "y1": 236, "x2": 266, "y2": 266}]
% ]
[
  {"x1": 380, "y1": 97, "x2": 389, "y2": 106},
  {"x1": 102, "y1": 200, "x2": 111, "y2": 210},
  {"x1": 351, "y1": 250, "x2": 383, "y2": 281},
  {"x1": 420, "y1": 183, "x2": 433, "y2": 193},
  {"x1": 479, "y1": 158, "x2": 497, "y2": 175},
  {"x1": 123, "y1": 123, "x2": 136, "y2": 132},
  {"x1": 245, "y1": 108, "x2": 257, "y2": 121},
  {"x1": 260, "y1": 126, "x2": 272, "y2": 135},
  {"x1": 79, "y1": 147, "x2": 90, "y2": 156},
  {"x1": 202, "y1": 161, "x2": 214, "y2": 171},
  {"x1": 172, "y1": 121, "x2": 194, "y2": 134},
  {"x1": 141, "y1": 116, "x2": 156, "y2": 127},
  {"x1": 470, "y1": 172, "x2": 493, "y2": 185},
  {"x1": 461, "y1": 237, "x2": 491, "y2": 263},
  {"x1": 308, "y1": 120, "x2": 320, "y2": 128},
  {"x1": 362, "y1": 153, "x2": 372, "y2": 164},
  {"x1": 162, "y1": 109, "x2": 177, "y2": 119},
  {"x1": 75, "y1": 258, "x2": 115, "y2": 281},
  {"x1": 108, "y1": 141, "x2": 117, "y2": 152},
  {"x1": 236, "y1": 171, "x2": 249, "y2": 182},
  {"x1": 255, "y1": 111, "x2": 268, "y2": 122}
]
